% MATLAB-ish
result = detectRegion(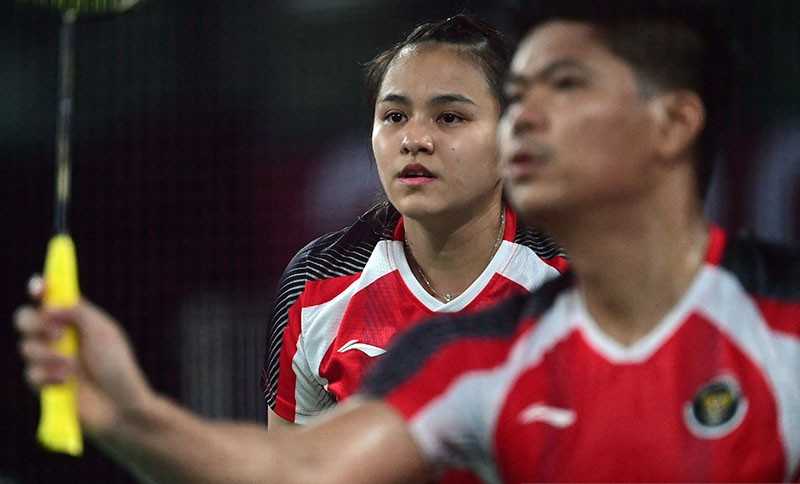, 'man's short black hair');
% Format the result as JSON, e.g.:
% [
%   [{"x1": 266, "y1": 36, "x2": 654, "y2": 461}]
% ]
[{"x1": 512, "y1": 0, "x2": 737, "y2": 199}]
